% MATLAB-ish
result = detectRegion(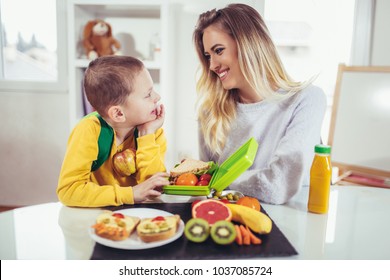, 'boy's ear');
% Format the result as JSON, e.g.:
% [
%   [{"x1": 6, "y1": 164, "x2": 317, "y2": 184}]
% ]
[{"x1": 107, "y1": 105, "x2": 126, "y2": 122}]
